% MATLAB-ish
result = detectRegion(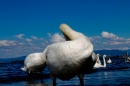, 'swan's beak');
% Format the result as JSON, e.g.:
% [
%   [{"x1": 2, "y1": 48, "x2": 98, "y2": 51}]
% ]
[
  {"x1": 21, "y1": 67, "x2": 31, "y2": 74},
  {"x1": 21, "y1": 67, "x2": 25, "y2": 72}
]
